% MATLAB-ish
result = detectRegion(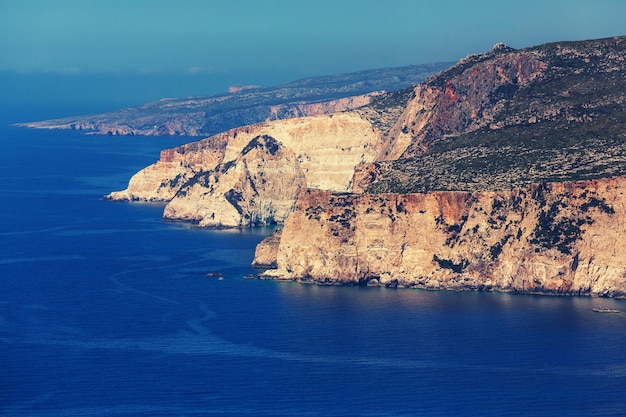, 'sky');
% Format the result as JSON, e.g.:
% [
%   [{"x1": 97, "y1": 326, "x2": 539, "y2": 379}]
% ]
[{"x1": 1, "y1": 0, "x2": 625, "y2": 115}]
